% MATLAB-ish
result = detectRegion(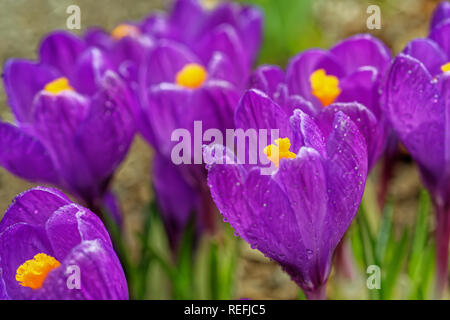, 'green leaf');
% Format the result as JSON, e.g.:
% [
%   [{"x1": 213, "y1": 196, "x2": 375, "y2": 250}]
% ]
[
  {"x1": 219, "y1": 225, "x2": 239, "y2": 299},
  {"x1": 173, "y1": 217, "x2": 196, "y2": 299},
  {"x1": 134, "y1": 201, "x2": 158, "y2": 299},
  {"x1": 209, "y1": 240, "x2": 219, "y2": 299},
  {"x1": 357, "y1": 202, "x2": 378, "y2": 266},
  {"x1": 409, "y1": 241, "x2": 435, "y2": 299},
  {"x1": 356, "y1": 201, "x2": 380, "y2": 300},
  {"x1": 375, "y1": 200, "x2": 394, "y2": 264},
  {"x1": 382, "y1": 229, "x2": 409, "y2": 299},
  {"x1": 349, "y1": 221, "x2": 365, "y2": 268},
  {"x1": 408, "y1": 190, "x2": 430, "y2": 279},
  {"x1": 298, "y1": 289, "x2": 306, "y2": 300}
]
